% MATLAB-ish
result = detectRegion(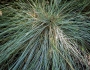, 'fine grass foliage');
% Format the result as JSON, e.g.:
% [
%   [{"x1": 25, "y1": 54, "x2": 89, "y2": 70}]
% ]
[{"x1": 0, "y1": 0, "x2": 90, "y2": 70}]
